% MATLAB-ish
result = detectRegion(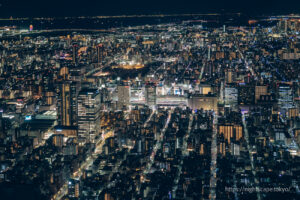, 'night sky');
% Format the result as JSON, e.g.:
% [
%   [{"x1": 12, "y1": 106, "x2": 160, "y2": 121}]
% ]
[{"x1": 1, "y1": 0, "x2": 300, "y2": 17}]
